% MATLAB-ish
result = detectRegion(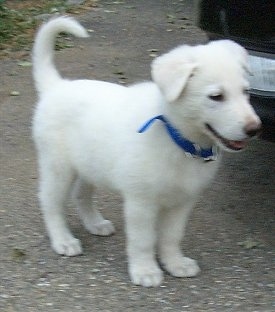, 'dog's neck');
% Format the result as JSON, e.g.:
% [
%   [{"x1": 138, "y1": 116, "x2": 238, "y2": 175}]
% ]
[
  {"x1": 138, "y1": 115, "x2": 219, "y2": 161},
  {"x1": 163, "y1": 111, "x2": 215, "y2": 151}
]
